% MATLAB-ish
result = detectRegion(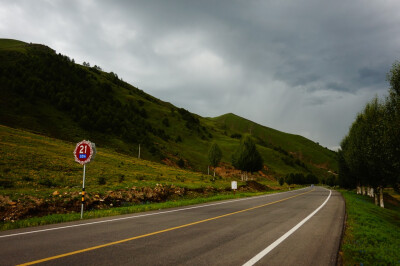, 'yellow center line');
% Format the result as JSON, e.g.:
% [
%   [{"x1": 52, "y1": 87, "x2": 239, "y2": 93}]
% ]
[{"x1": 18, "y1": 188, "x2": 315, "y2": 265}]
